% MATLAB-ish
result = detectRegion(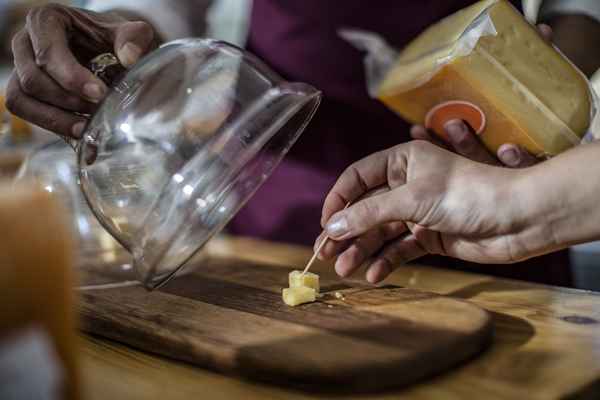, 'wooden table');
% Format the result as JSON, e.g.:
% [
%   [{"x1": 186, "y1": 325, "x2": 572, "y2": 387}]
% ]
[{"x1": 79, "y1": 236, "x2": 600, "y2": 400}]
